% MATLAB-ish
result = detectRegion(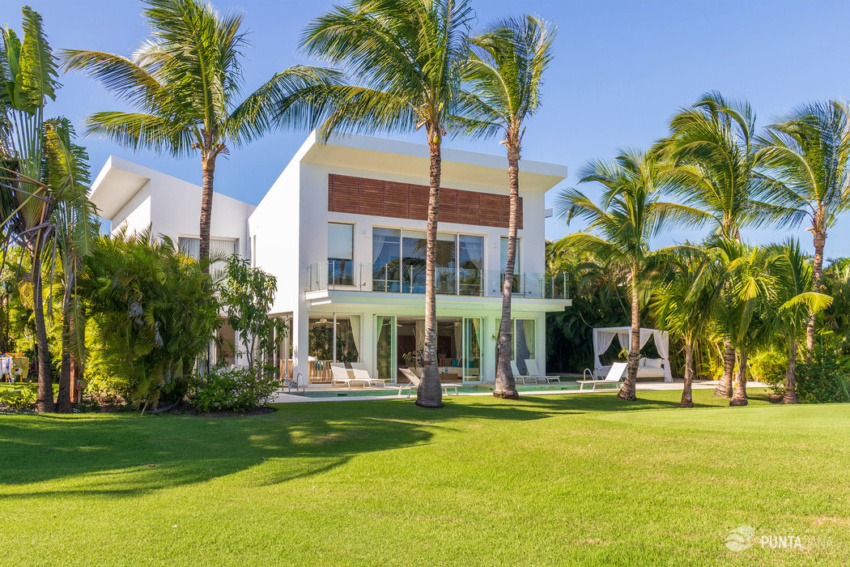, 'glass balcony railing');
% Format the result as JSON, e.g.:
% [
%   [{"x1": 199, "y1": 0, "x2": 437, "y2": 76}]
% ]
[{"x1": 306, "y1": 261, "x2": 569, "y2": 300}]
